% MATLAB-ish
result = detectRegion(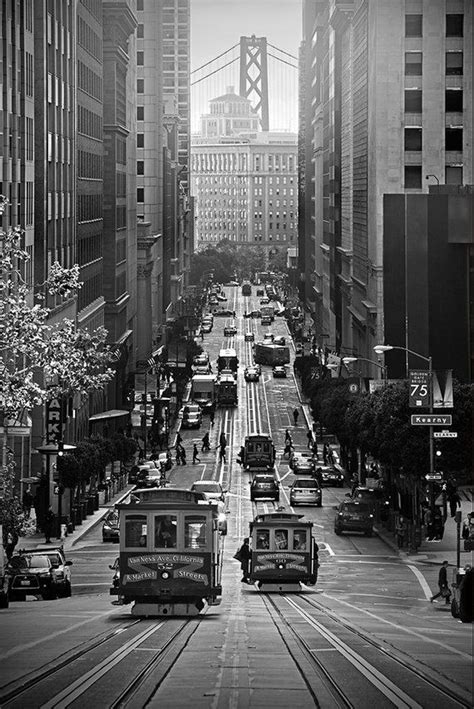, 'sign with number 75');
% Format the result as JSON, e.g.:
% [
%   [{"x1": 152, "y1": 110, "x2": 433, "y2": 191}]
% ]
[{"x1": 409, "y1": 370, "x2": 431, "y2": 408}]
